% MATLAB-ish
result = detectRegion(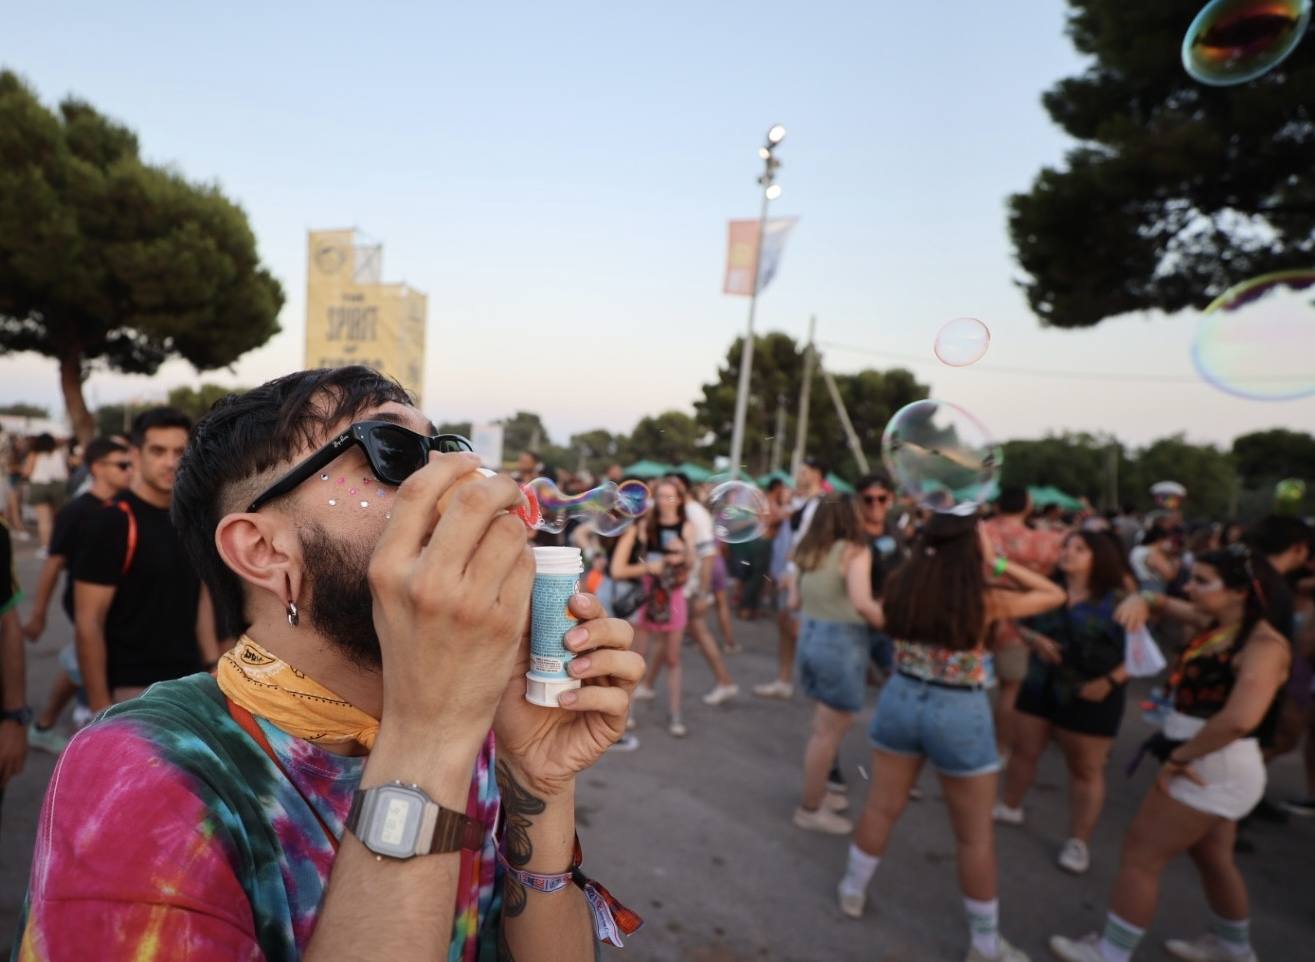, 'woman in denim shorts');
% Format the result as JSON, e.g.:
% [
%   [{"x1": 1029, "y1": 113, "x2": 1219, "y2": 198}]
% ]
[
  {"x1": 788, "y1": 498, "x2": 886, "y2": 835},
  {"x1": 835, "y1": 513, "x2": 1065, "y2": 962}
]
